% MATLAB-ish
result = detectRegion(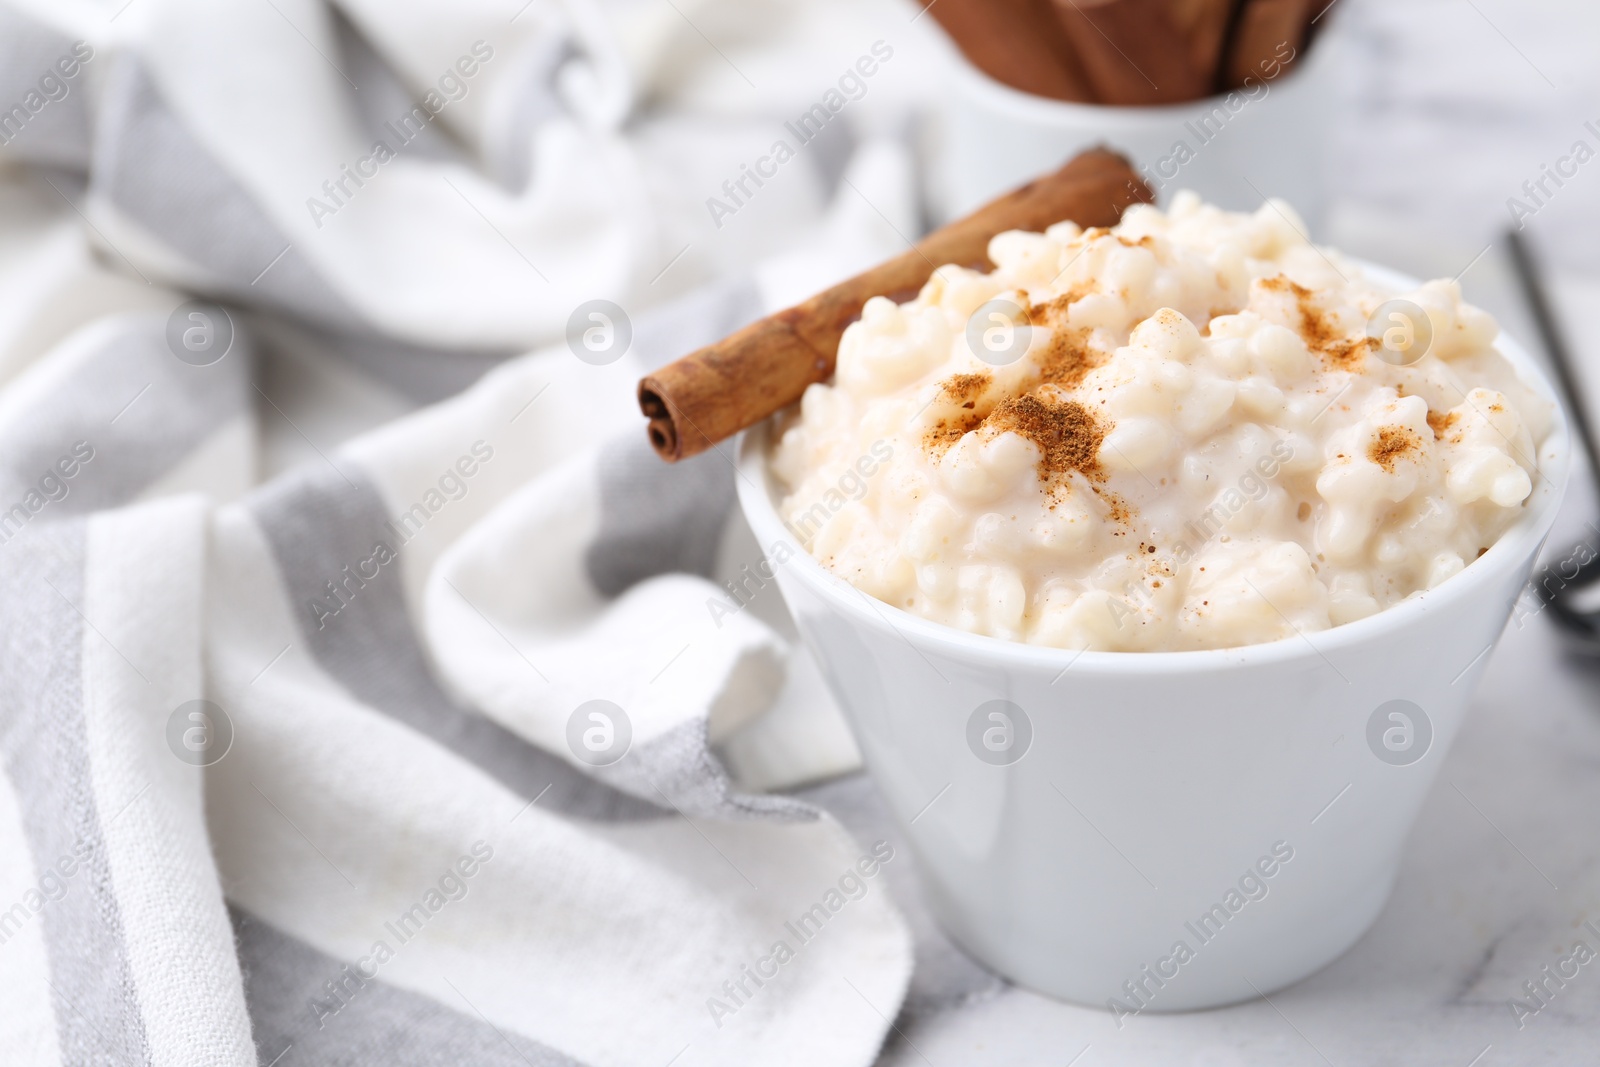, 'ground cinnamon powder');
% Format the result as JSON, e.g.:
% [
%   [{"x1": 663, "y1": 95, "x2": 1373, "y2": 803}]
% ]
[
  {"x1": 1028, "y1": 320, "x2": 1099, "y2": 389},
  {"x1": 1368, "y1": 426, "x2": 1421, "y2": 472},
  {"x1": 1426, "y1": 409, "x2": 1459, "y2": 440},
  {"x1": 1261, "y1": 275, "x2": 1378, "y2": 371},
  {"x1": 924, "y1": 410, "x2": 987, "y2": 452},
  {"x1": 921, "y1": 312, "x2": 1125, "y2": 519},
  {"x1": 1026, "y1": 287, "x2": 1090, "y2": 327},
  {"x1": 940, "y1": 372, "x2": 991, "y2": 407},
  {"x1": 921, "y1": 382, "x2": 1111, "y2": 491},
  {"x1": 984, "y1": 392, "x2": 1107, "y2": 485}
]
